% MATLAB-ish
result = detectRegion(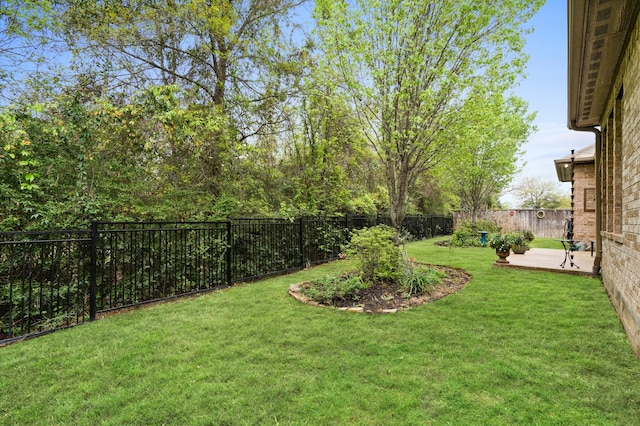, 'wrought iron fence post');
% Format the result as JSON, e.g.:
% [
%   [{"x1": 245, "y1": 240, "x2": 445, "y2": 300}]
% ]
[
  {"x1": 89, "y1": 219, "x2": 98, "y2": 321},
  {"x1": 299, "y1": 217, "x2": 305, "y2": 269},
  {"x1": 226, "y1": 220, "x2": 233, "y2": 285},
  {"x1": 344, "y1": 213, "x2": 350, "y2": 244}
]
